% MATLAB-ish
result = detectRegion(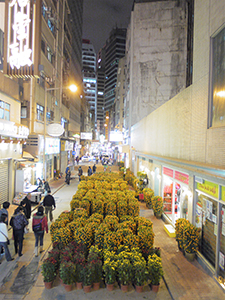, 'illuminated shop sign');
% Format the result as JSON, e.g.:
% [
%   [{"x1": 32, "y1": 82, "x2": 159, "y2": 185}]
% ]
[
  {"x1": 81, "y1": 132, "x2": 92, "y2": 140},
  {"x1": 196, "y1": 180, "x2": 219, "y2": 199},
  {"x1": 175, "y1": 171, "x2": 189, "y2": 184},
  {"x1": 45, "y1": 138, "x2": 60, "y2": 154},
  {"x1": 0, "y1": 119, "x2": 29, "y2": 138},
  {"x1": 163, "y1": 167, "x2": 174, "y2": 178},
  {"x1": 4, "y1": 0, "x2": 41, "y2": 76},
  {"x1": 8, "y1": 0, "x2": 33, "y2": 69}
]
